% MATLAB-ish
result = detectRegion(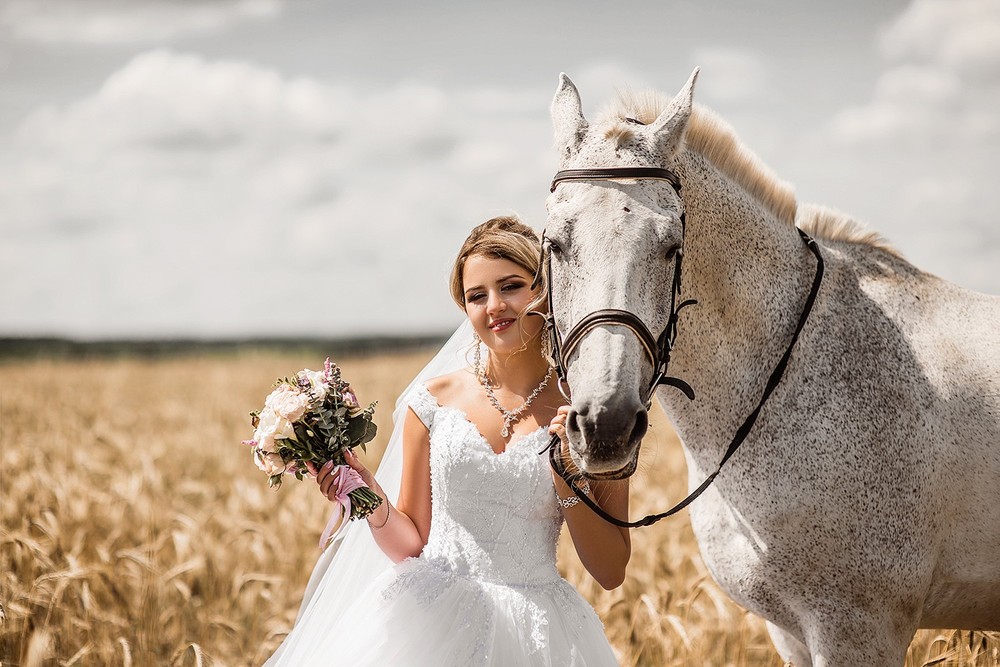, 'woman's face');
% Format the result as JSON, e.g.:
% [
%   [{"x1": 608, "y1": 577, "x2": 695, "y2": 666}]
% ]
[{"x1": 462, "y1": 254, "x2": 544, "y2": 358}]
